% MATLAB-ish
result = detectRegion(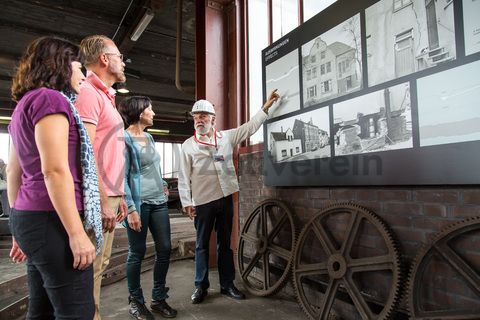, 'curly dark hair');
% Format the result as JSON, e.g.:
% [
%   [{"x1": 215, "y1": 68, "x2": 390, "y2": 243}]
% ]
[
  {"x1": 11, "y1": 36, "x2": 82, "y2": 102},
  {"x1": 118, "y1": 96, "x2": 152, "y2": 127}
]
